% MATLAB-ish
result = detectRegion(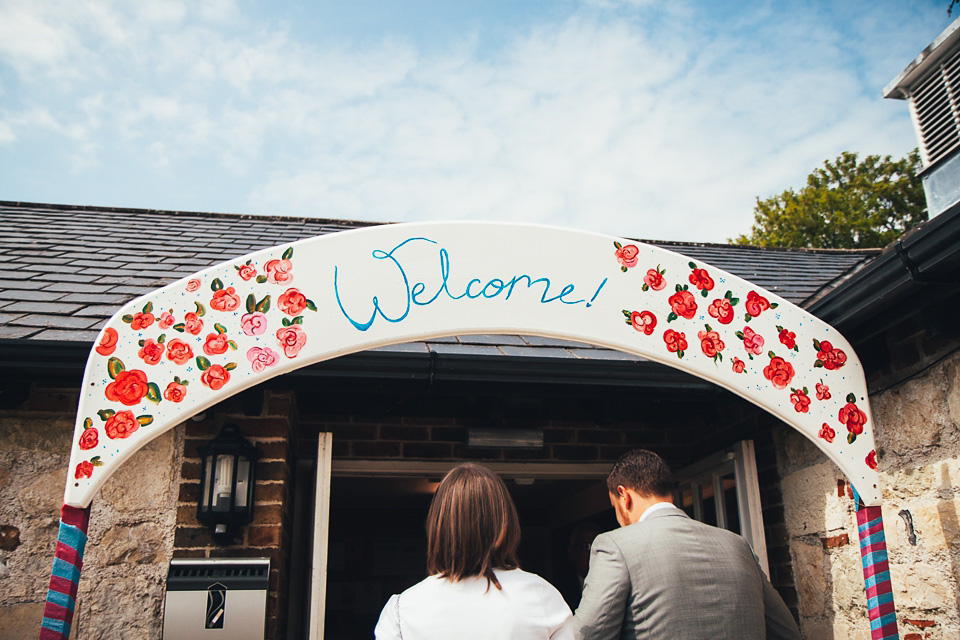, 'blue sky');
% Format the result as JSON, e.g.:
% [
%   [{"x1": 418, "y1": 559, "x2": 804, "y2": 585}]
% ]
[{"x1": 0, "y1": 1, "x2": 953, "y2": 242}]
